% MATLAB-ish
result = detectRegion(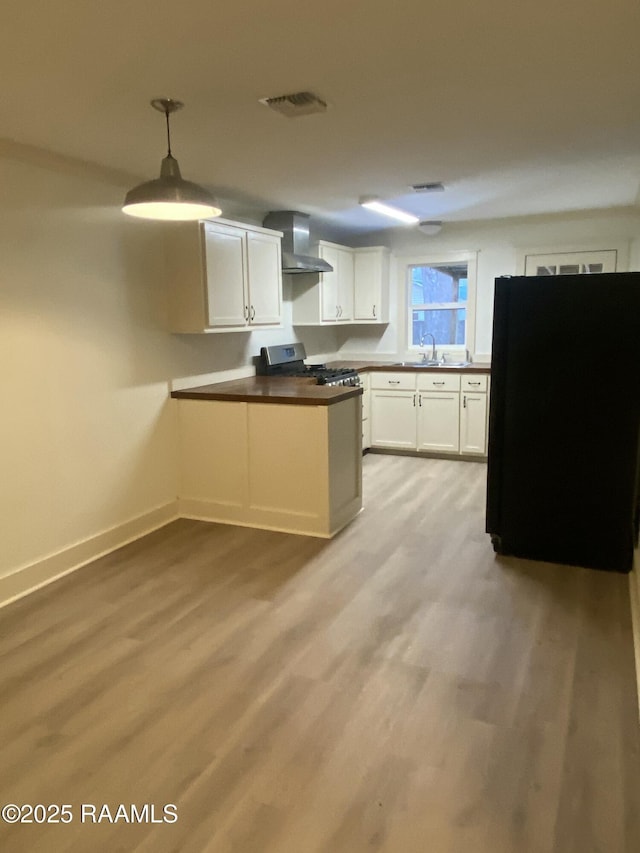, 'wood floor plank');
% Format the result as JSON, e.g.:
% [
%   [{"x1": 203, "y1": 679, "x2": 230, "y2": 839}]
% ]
[{"x1": 0, "y1": 454, "x2": 638, "y2": 852}]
